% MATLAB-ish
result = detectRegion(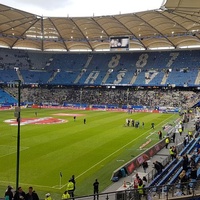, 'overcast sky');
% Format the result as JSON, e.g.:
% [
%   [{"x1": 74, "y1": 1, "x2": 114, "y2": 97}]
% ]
[{"x1": 1, "y1": 0, "x2": 166, "y2": 17}]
